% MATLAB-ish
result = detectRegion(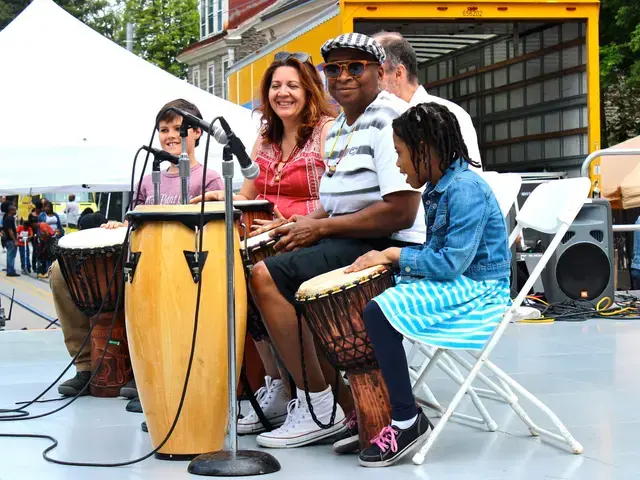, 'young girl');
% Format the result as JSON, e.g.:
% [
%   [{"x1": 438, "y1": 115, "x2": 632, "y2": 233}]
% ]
[{"x1": 345, "y1": 102, "x2": 512, "y2": 467}]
